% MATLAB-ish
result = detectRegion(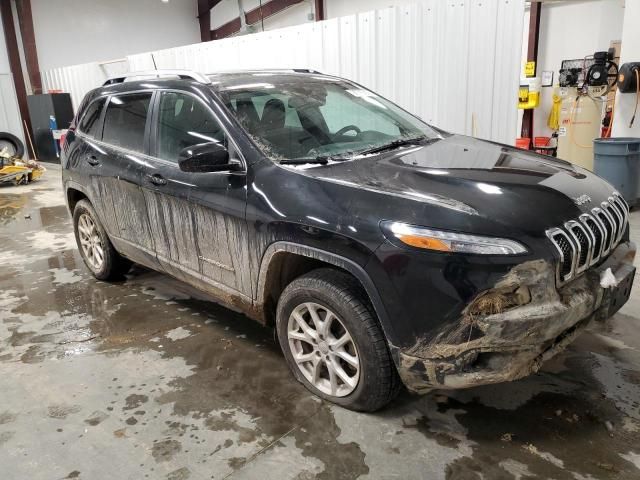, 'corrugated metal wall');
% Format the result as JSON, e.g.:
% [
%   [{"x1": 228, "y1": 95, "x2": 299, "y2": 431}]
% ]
[
  {"x1": 43, "y1": 0, "x2": 524, "y2": 144},
  {"x1": 42, "y1": 62, "x2": 109, "y2": 111}
]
